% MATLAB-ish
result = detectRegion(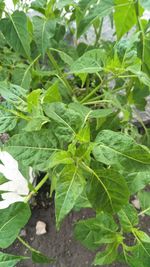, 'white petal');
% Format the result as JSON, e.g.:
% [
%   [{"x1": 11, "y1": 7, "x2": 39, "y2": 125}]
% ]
[
  {"x1": 29, "y1": 167, "x2": 35, "y2": 184},
  {"x1": 0, "y1": 181, "x2": 14, "y2": 192},
  {"x1": 1, "y1": 192, "x2": 24, "y2": 202},
  {"x1": 0, "y1": 192, "x2": 24, "y2": 209},
  {"x1": 0, "y1": 180, "x2": 29, "y2": 195},
  {"x1": 0, "y1": 200, "x2": 10, "y2": 209},
  {"x1": 0, "y1": 151, "x2": 18, "y2": 170}
]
